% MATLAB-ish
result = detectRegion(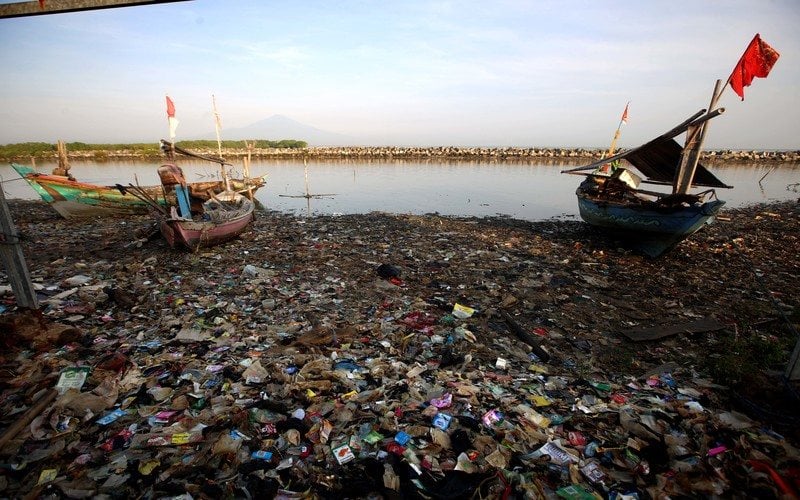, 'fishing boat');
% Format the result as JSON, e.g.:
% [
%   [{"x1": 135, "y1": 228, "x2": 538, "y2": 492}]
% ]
[
  {"x1": 159, "y1": 193, "x2": 255, "y2": 252},
  {"x1": 562, "y1": 34, "x2": 779, "y2": 257},
  {"x1": 124, "y1": 164, "x2": 255, "y2": 252},
  {"x1": 158, "y1": 166, "x2": 255, "y2": 251},
  {"x1": 123, "y1": 95, "x2": 256, "y2": 252},
  {"x1": 563, "y1": 109, "x2": 730, "y2": 257},
  {"x1": 10, "y1": 162, "x2": 265, "y2": 219}
]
